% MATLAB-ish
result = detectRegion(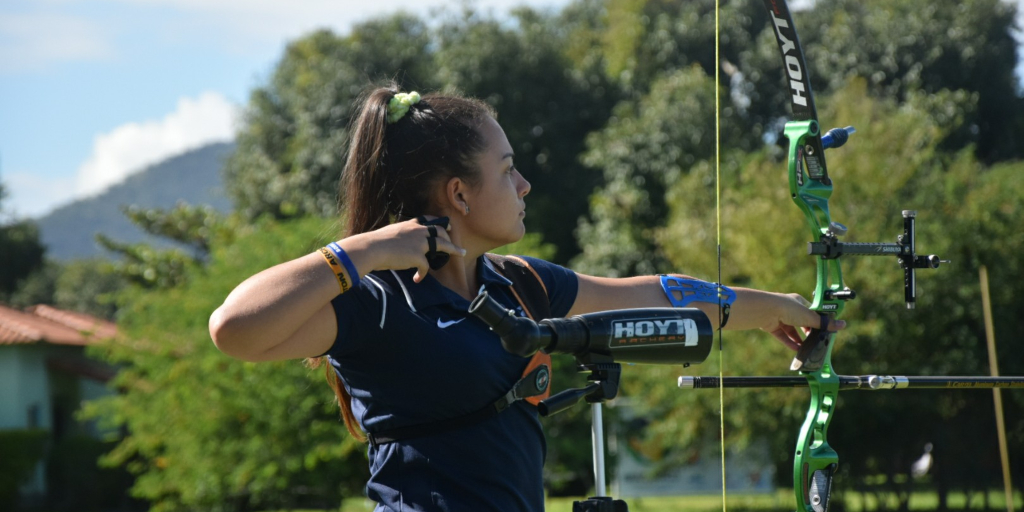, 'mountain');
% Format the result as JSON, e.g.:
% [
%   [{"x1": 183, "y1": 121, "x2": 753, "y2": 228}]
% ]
[{"x1": 36, "y1": 142, "x2": 236, "y2": 260}]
